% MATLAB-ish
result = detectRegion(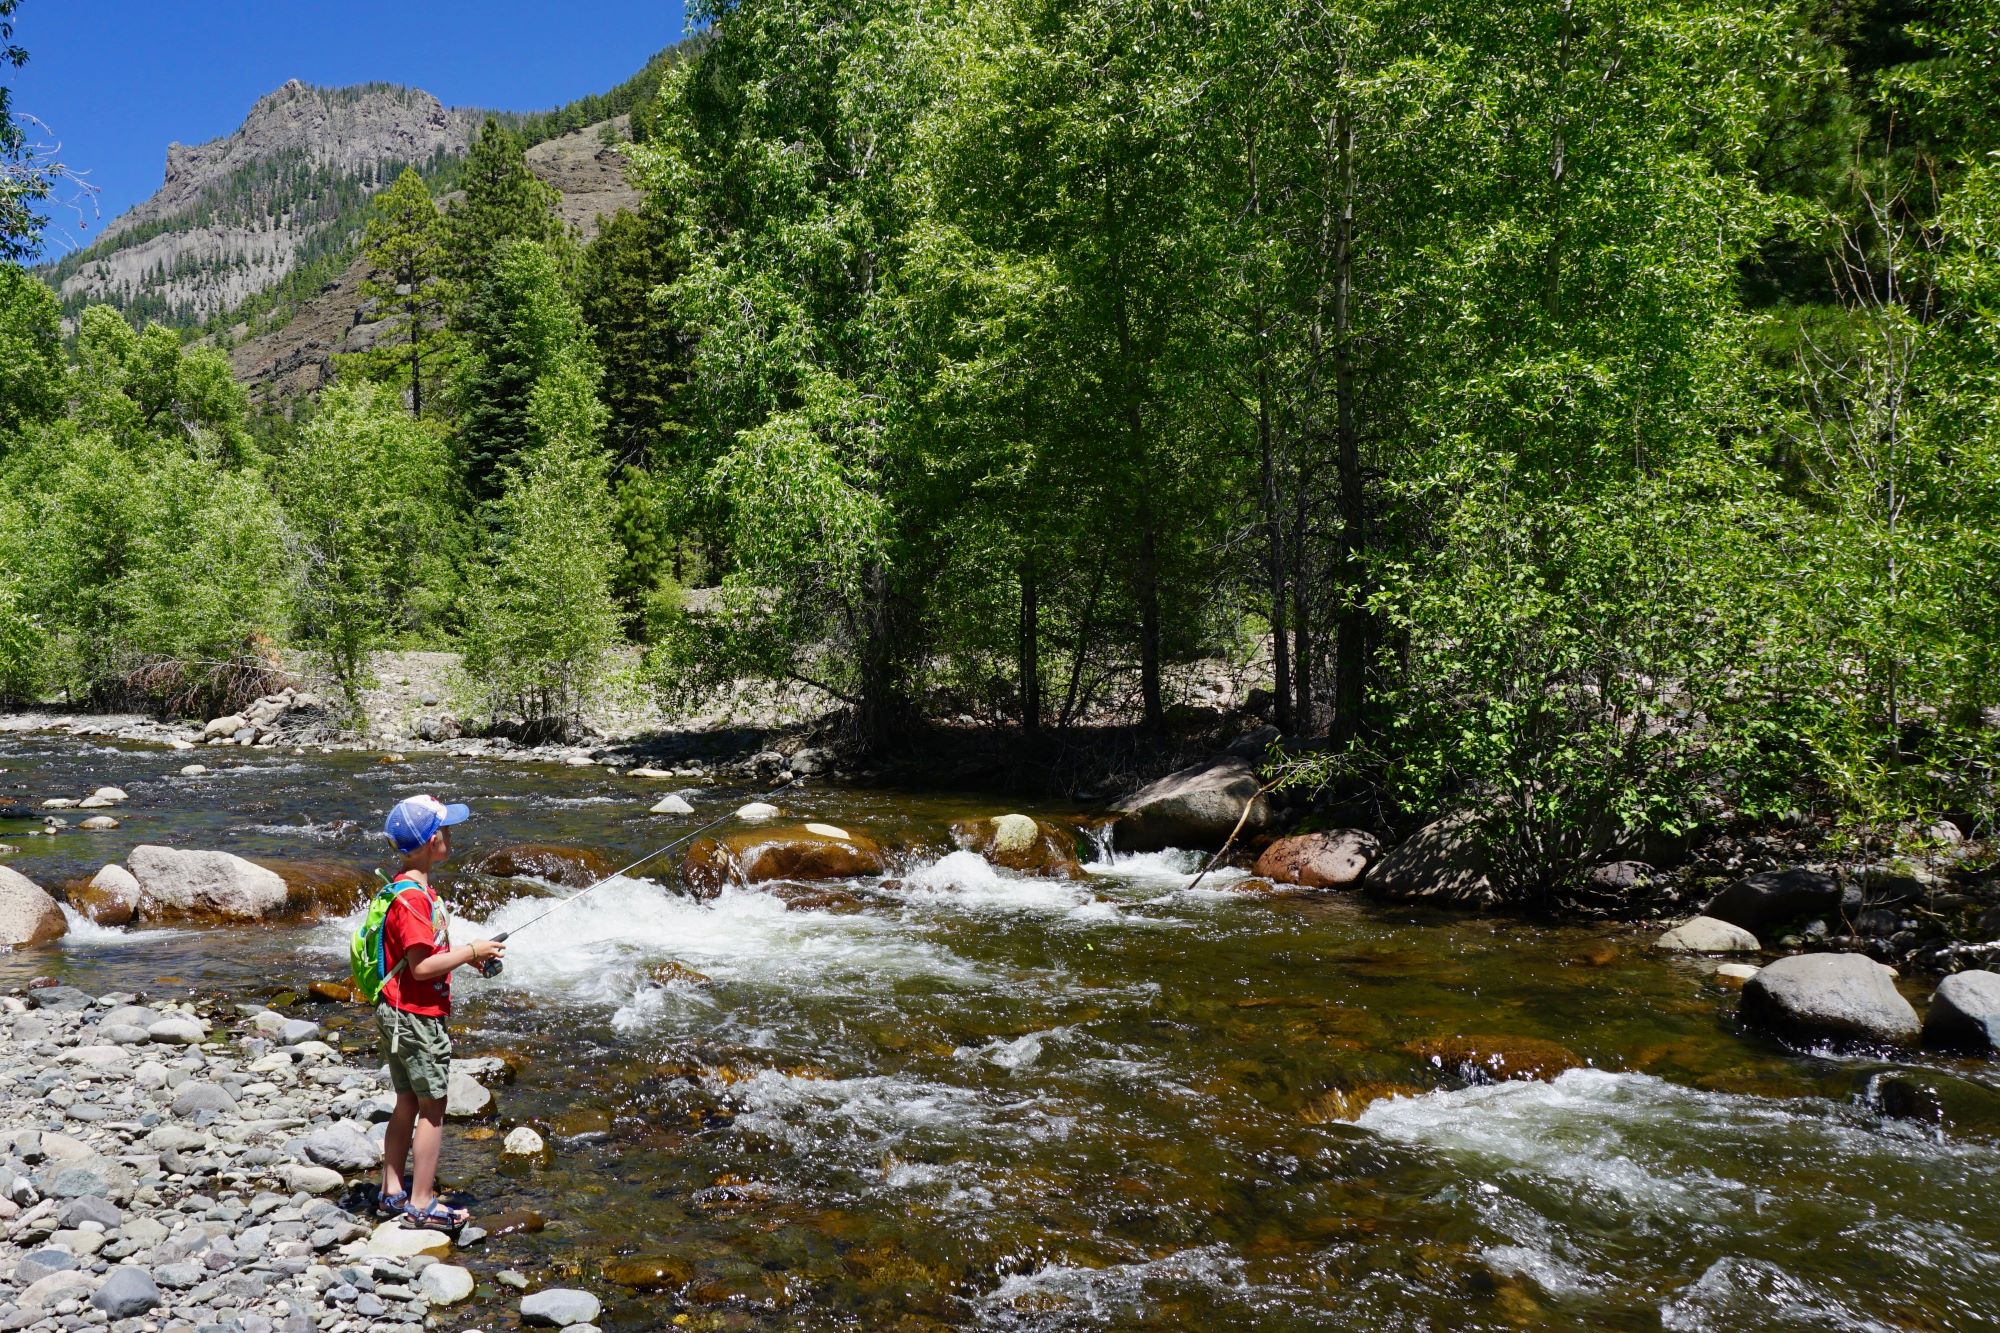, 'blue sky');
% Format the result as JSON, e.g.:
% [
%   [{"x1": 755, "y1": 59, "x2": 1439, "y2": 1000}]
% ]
[{"x1": 8, "y1": 0, "x2": 690, "y2": 255}]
